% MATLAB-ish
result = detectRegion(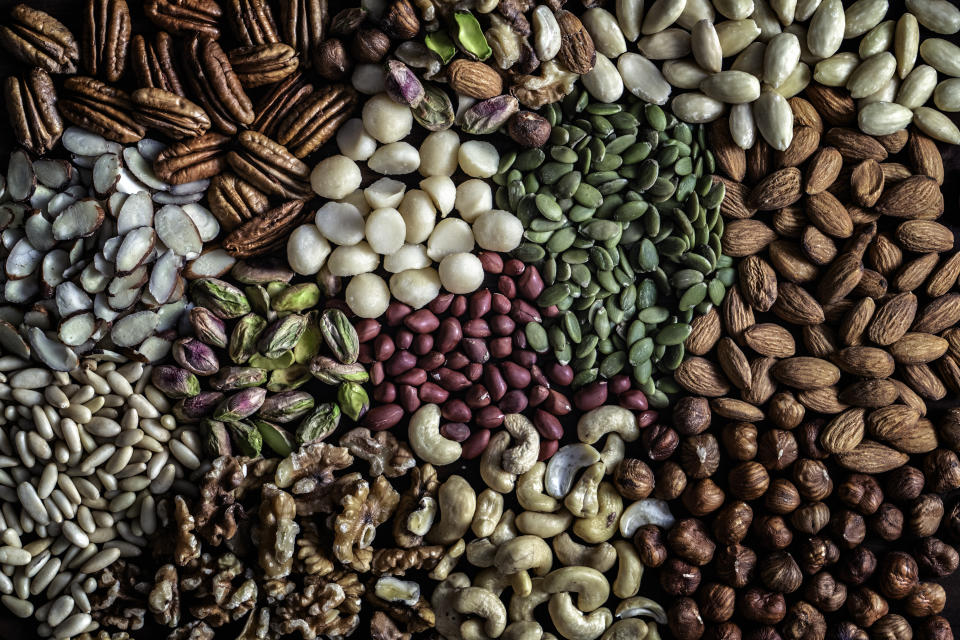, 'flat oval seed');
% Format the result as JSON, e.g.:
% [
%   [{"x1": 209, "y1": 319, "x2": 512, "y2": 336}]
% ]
[
  {"x1": 54, "y1": 612, "x2": 92, "y2": 639},
  {"x1": 47, "y1": 595, "x2": 75, "y2": 627},
  {"x1": 61, "y1": 521, "x2": 90, "y2": 548},
  {"x1": 17, "y1": 483, "x2": 49, "y2": 526}
]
